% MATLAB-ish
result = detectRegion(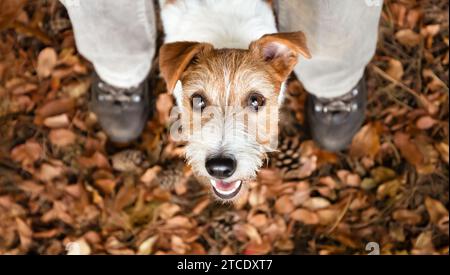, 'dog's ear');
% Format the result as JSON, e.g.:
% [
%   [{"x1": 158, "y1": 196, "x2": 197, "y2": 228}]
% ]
[
  {"x1": 159, "y1": 42, "x2": 214, "y2": 93},
  {"x1": 250, "y1": 31, "x2": 311, "y2": 82}
]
